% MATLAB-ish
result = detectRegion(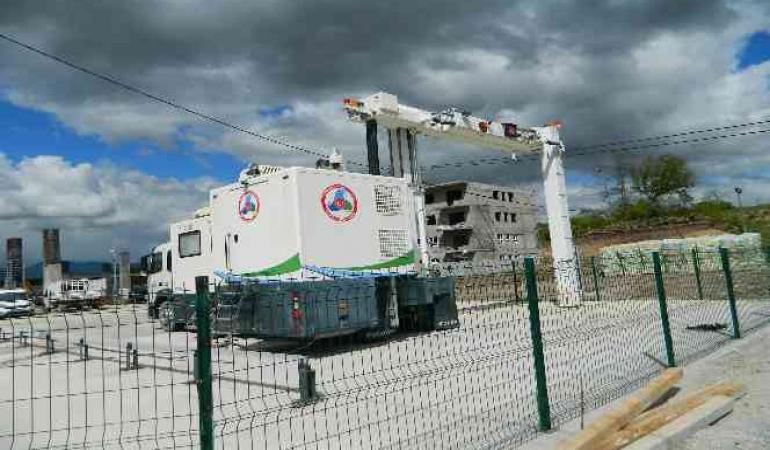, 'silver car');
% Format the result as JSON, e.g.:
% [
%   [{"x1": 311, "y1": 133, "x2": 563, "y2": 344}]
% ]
[{"x1": 0, "y1": 289, "x2": 33, "y2": 318}]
